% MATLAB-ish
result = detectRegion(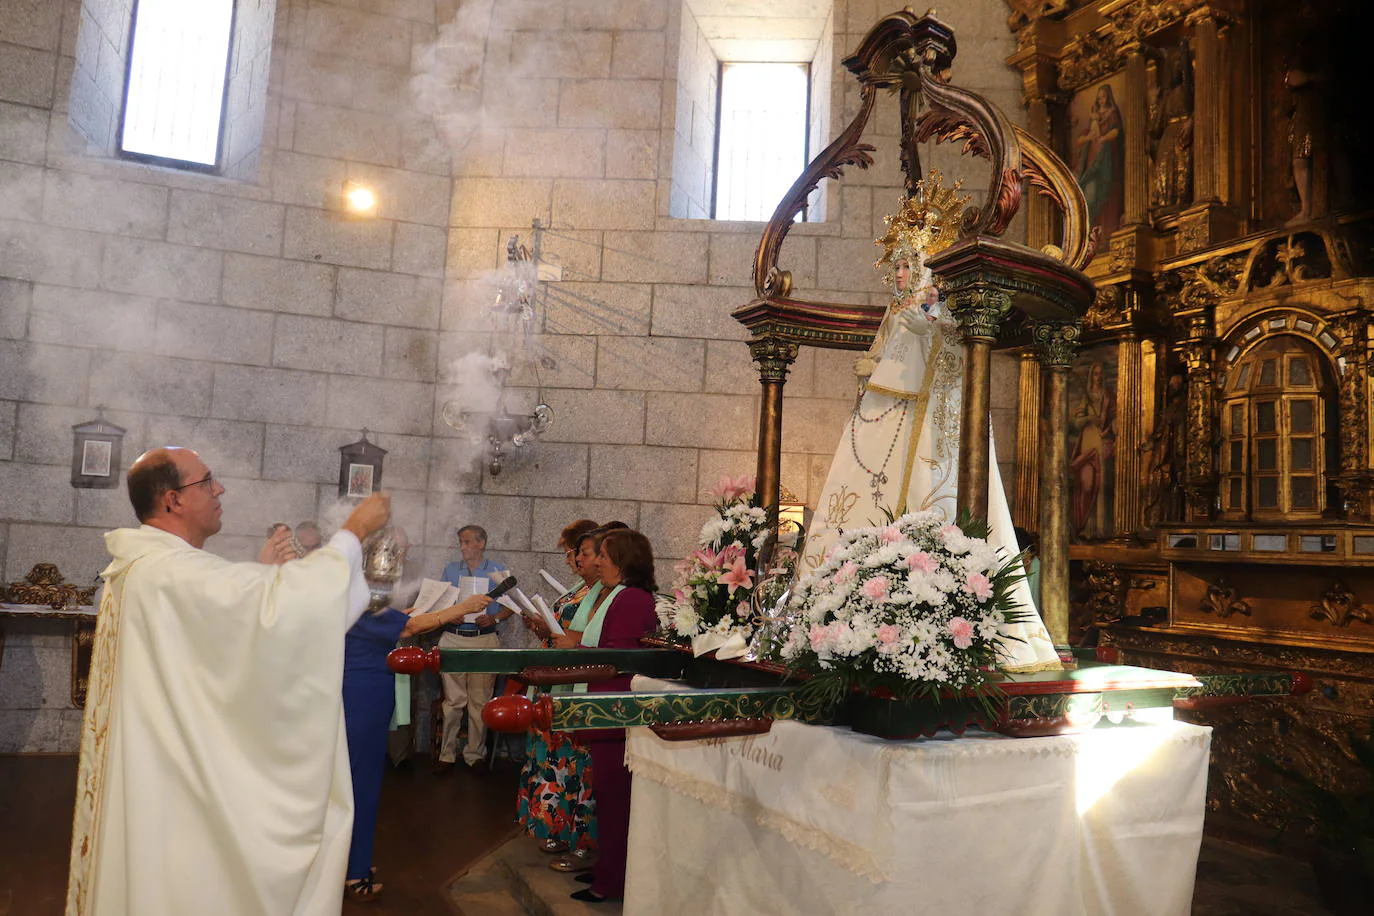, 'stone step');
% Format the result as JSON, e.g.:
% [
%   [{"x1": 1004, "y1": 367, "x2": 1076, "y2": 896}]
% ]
[{"x1": 448, "y1": 836, "x2": 621, "y2": 916}]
